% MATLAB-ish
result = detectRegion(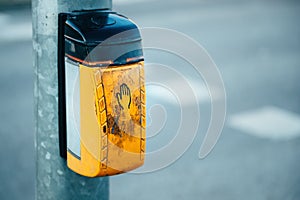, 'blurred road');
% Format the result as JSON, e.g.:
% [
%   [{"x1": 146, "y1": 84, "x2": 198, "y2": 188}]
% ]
[
  {"x1": 0, "y1": 7, "x2": 34, "y2": 200},
  {"x1": 1, "y1": 0, "x2": 300, "y2": 199}
]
